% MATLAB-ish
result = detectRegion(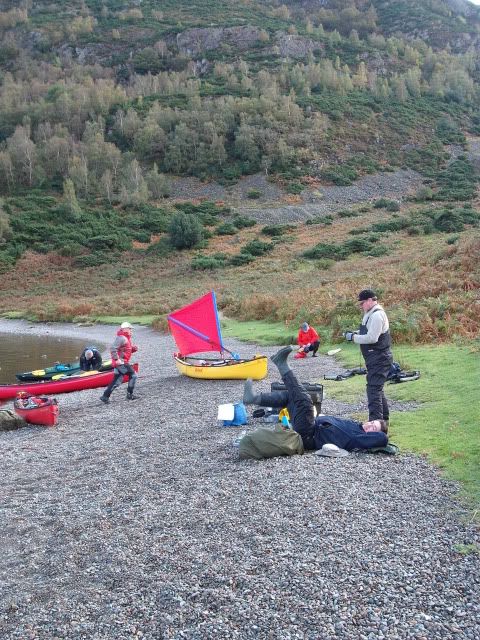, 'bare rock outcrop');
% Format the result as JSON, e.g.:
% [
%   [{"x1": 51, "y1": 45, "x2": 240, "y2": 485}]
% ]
[{"x1": 177, "y1": 26, "x2": 264, "y2": 56}]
